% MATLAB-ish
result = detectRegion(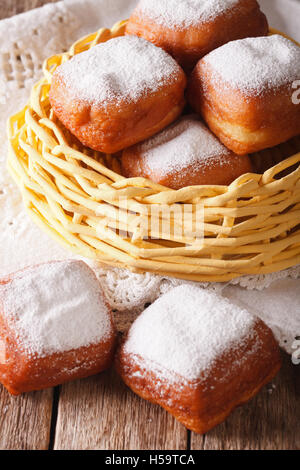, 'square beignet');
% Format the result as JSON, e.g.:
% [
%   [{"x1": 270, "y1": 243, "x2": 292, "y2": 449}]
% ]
[
  {"x1": 188, "y1": 35, "x2": 300, "y2": 154},
  {"x1": 121, "y1": 115, "x2": 253, "y2": 189},
  {"x1": 126, "y1": 0, "x2": 268, "y2": 71},
  {"x1": 116, "y1": 285, "x2": 281, "y2": 434},
  {"x1": 49, "y1": 36, "x2": 186, "y2": 154},
  {"x1": 0, "y1": 260, "x2": 116, "y2": 395}
]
